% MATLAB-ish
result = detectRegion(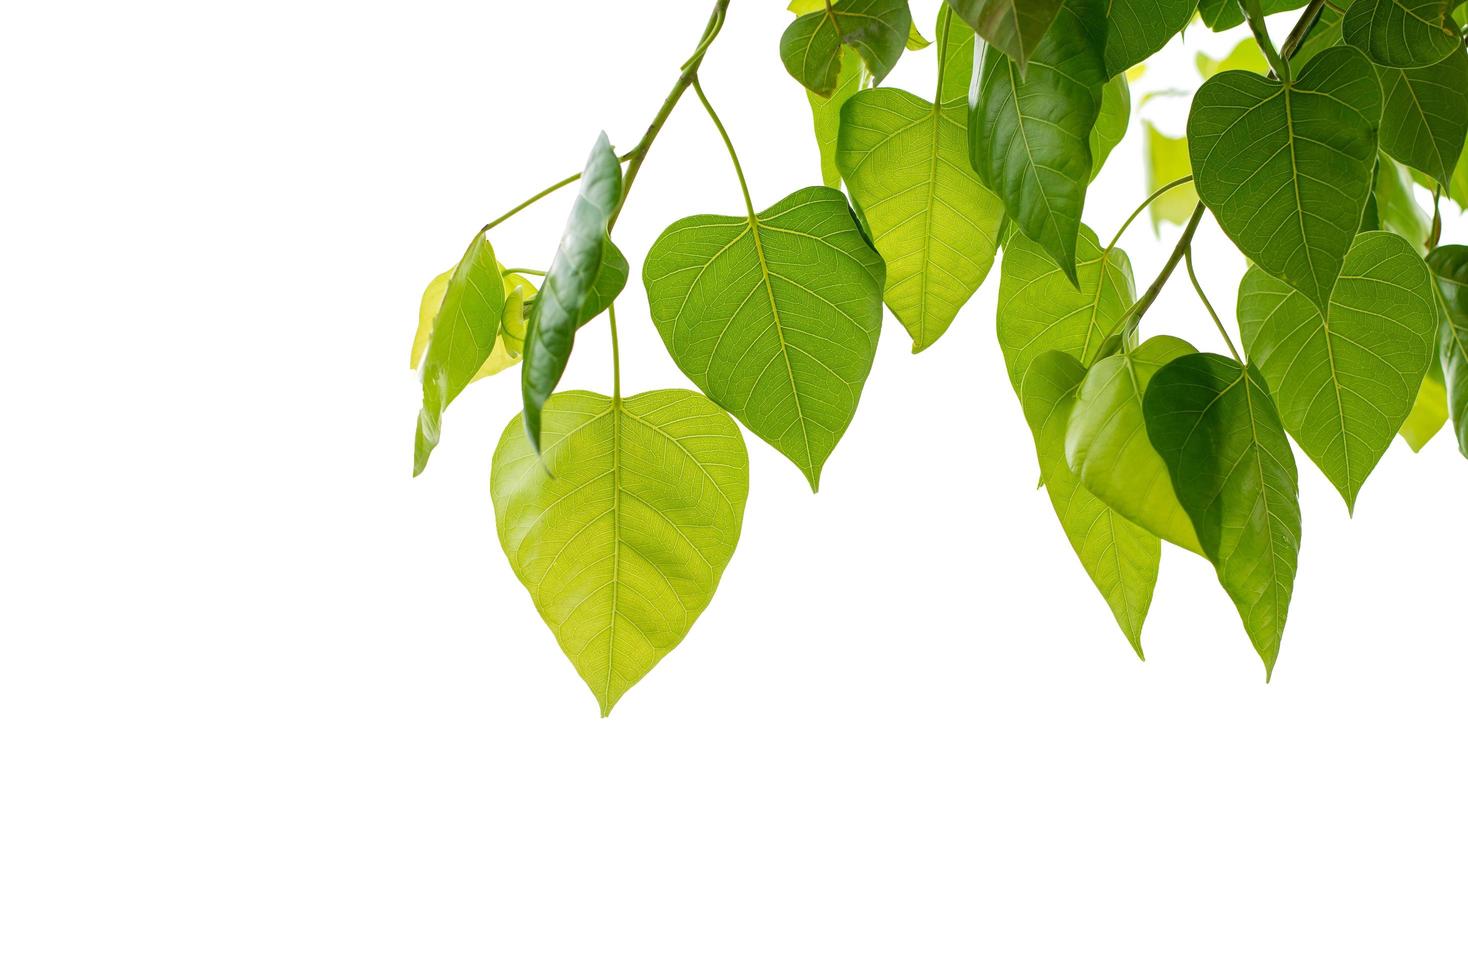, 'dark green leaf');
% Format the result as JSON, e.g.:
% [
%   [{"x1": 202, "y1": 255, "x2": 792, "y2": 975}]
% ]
[
  {"x1": 1103, "y1": 0, "x2": 1198, "y2": 76},
  {"x1": 945, "y1": 0, "x2": 1062, "y2": 74},
  {"x1": 1428, "y1": 245, "x2": 1468, "y2": 456},
  {"x1": 1197, "y1": 0, "x2": 1307, "y2": 31},
  {"x1": 781, "y1": 0, "x2": 913, "y2": 97},
  {"x1": 1378, "y1": 46, "x2": 1468, "y2": 187},
  {"x1": 1344, "y1": 0, "x2": 1461, "y2": 68}
]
